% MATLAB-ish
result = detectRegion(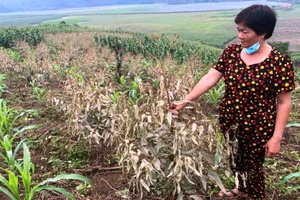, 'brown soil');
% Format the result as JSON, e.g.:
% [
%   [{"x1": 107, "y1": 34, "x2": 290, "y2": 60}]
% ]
[
  {"x1": 0, "y1": 73, "x2": 298, "y2": 200},
  {"x1": 0, "y1": 29, "x2": 299, "y2": 199}
]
